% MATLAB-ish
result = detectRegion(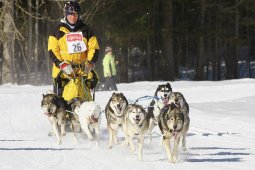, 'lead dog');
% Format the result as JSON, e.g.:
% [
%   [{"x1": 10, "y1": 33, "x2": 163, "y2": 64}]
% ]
[
  {"x1": 122, "y1": 104, "x2": 150, "y2": 161},
  {"x1": 105, "y1": 92, "x2": 128, "y2": 148},
  {"x1": 158, "y1": 103, "x2": 184, "y2": 163},
  {"x1": 75, "y1": 101, "x2": 101, "y2": 146},
  {"x1": 41, "y1": 91, "x2": 67, "y2": 144},
  {"x1": 168, "y1": 92, "x2": 190, "y2": 151},
  {"x1": 147, "y1": 82, "x2": 172, "y2": 144}
]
